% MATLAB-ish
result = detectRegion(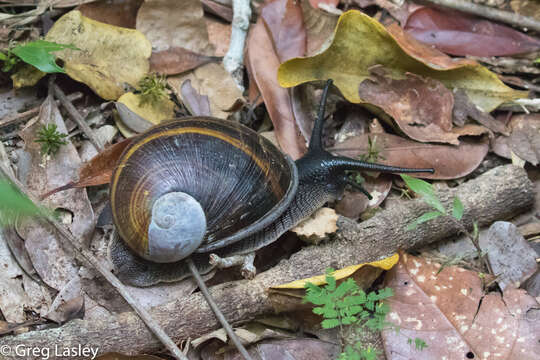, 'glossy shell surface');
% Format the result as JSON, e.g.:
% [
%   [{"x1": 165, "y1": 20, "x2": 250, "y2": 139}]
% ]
[{"x1": 111, "y1": 117, "x2": 298, "y2": 261}]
